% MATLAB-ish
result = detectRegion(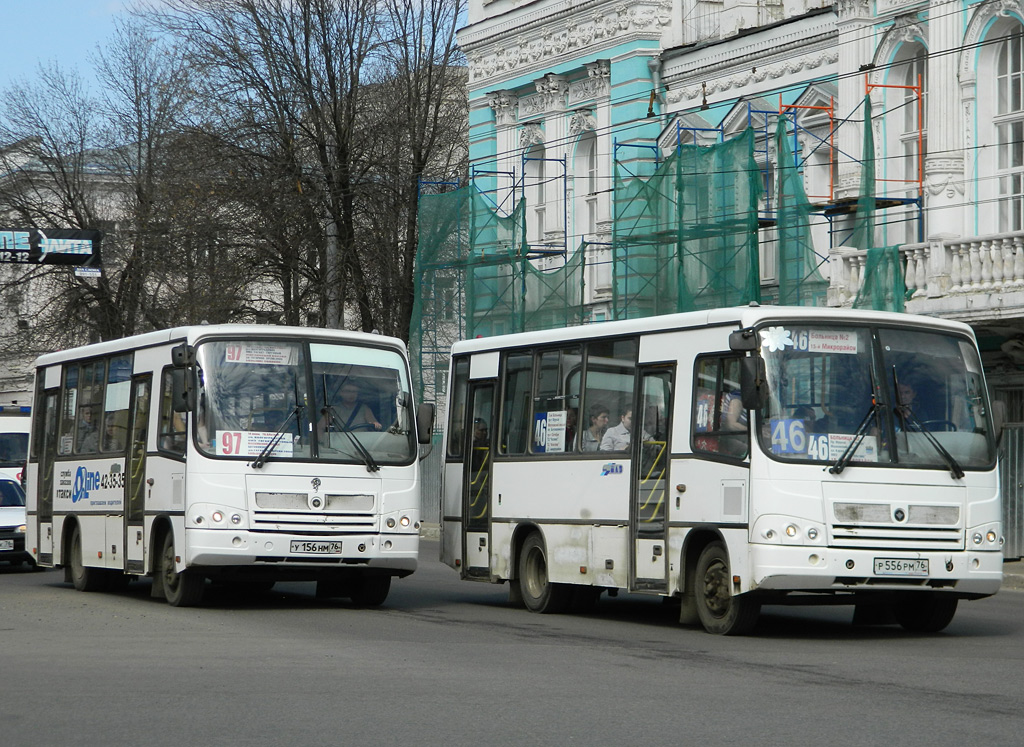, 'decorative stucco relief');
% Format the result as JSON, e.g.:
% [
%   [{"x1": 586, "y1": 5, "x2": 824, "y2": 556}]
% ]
[
  {"x1": 466, "y1": 2, "x2": 671, "y2": 84},
  {"x1": 925, "y1": 158, "x2": 966, "y2": 198},
  {"x1": 960, "y1": 0, "x2": 1021, "y2": 80},
  {"x1": 569, "y1": 109, "x2": 598, "y2": 136},
  {"x1": 667, "y1": 49, "x2": 837, "y2": 103},
  {"x1": 569, "y1": 60, "x2": 611, "y2": 104},
  {"x1": 486, "y1": 91, "x2": 519, "y2": 126},
  {"x1": 520, "y1": 123, "x2": 545, "y2": 149}
]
